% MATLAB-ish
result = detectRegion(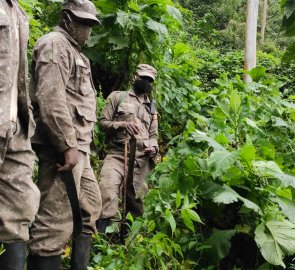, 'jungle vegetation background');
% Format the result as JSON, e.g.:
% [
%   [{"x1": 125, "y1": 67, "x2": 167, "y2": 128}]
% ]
[{"x1": 20, "y1": 0, "x2": 295, "y2": 269}]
